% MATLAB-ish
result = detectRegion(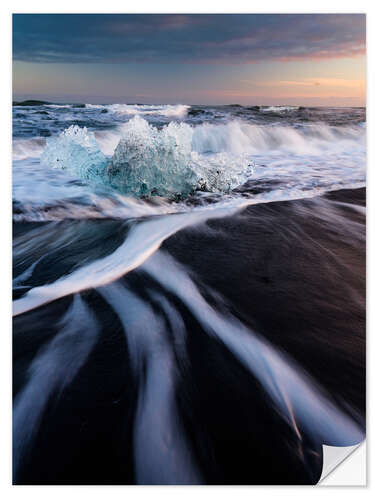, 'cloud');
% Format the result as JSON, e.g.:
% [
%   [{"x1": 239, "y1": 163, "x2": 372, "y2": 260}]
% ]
[{"x1": 13, "y1": 14, "x2": 365, "y2": 65}]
